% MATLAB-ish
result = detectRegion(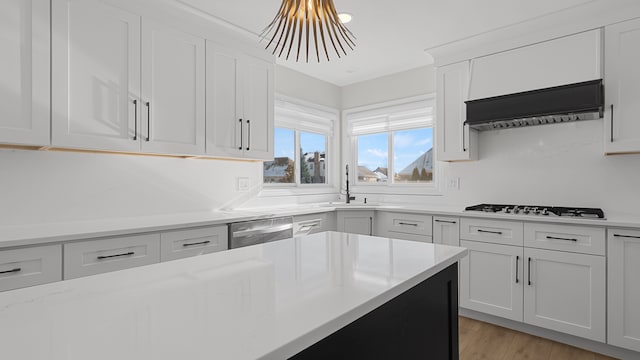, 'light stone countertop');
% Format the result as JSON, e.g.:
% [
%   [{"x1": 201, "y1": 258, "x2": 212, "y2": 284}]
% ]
[
  {"x1": 0, "y1": 231, "x2": 468, "y2": 360},
  {"x1": 0, "y1": 202, "x2": 638, "y2": 249}
]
